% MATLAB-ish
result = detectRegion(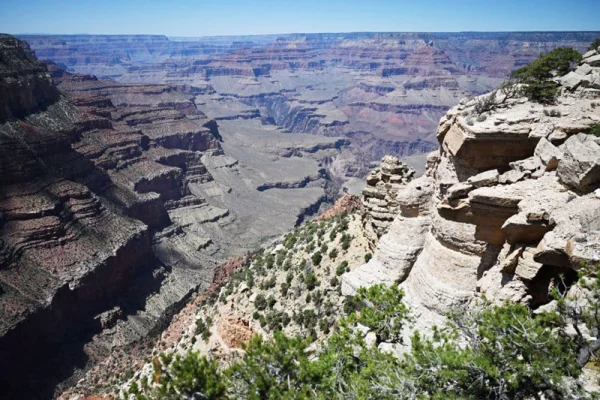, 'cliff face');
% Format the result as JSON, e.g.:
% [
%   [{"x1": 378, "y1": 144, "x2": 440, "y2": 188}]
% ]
[
  {"x1": 343, "y1": 49, "x2": 600, "y2": 333},
  {"x1": 0, "y1": 35, "x2": 155, "y2": 396},
  {"x1": 0, "y1": 34, "x2": 60, "y2": 121}
]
